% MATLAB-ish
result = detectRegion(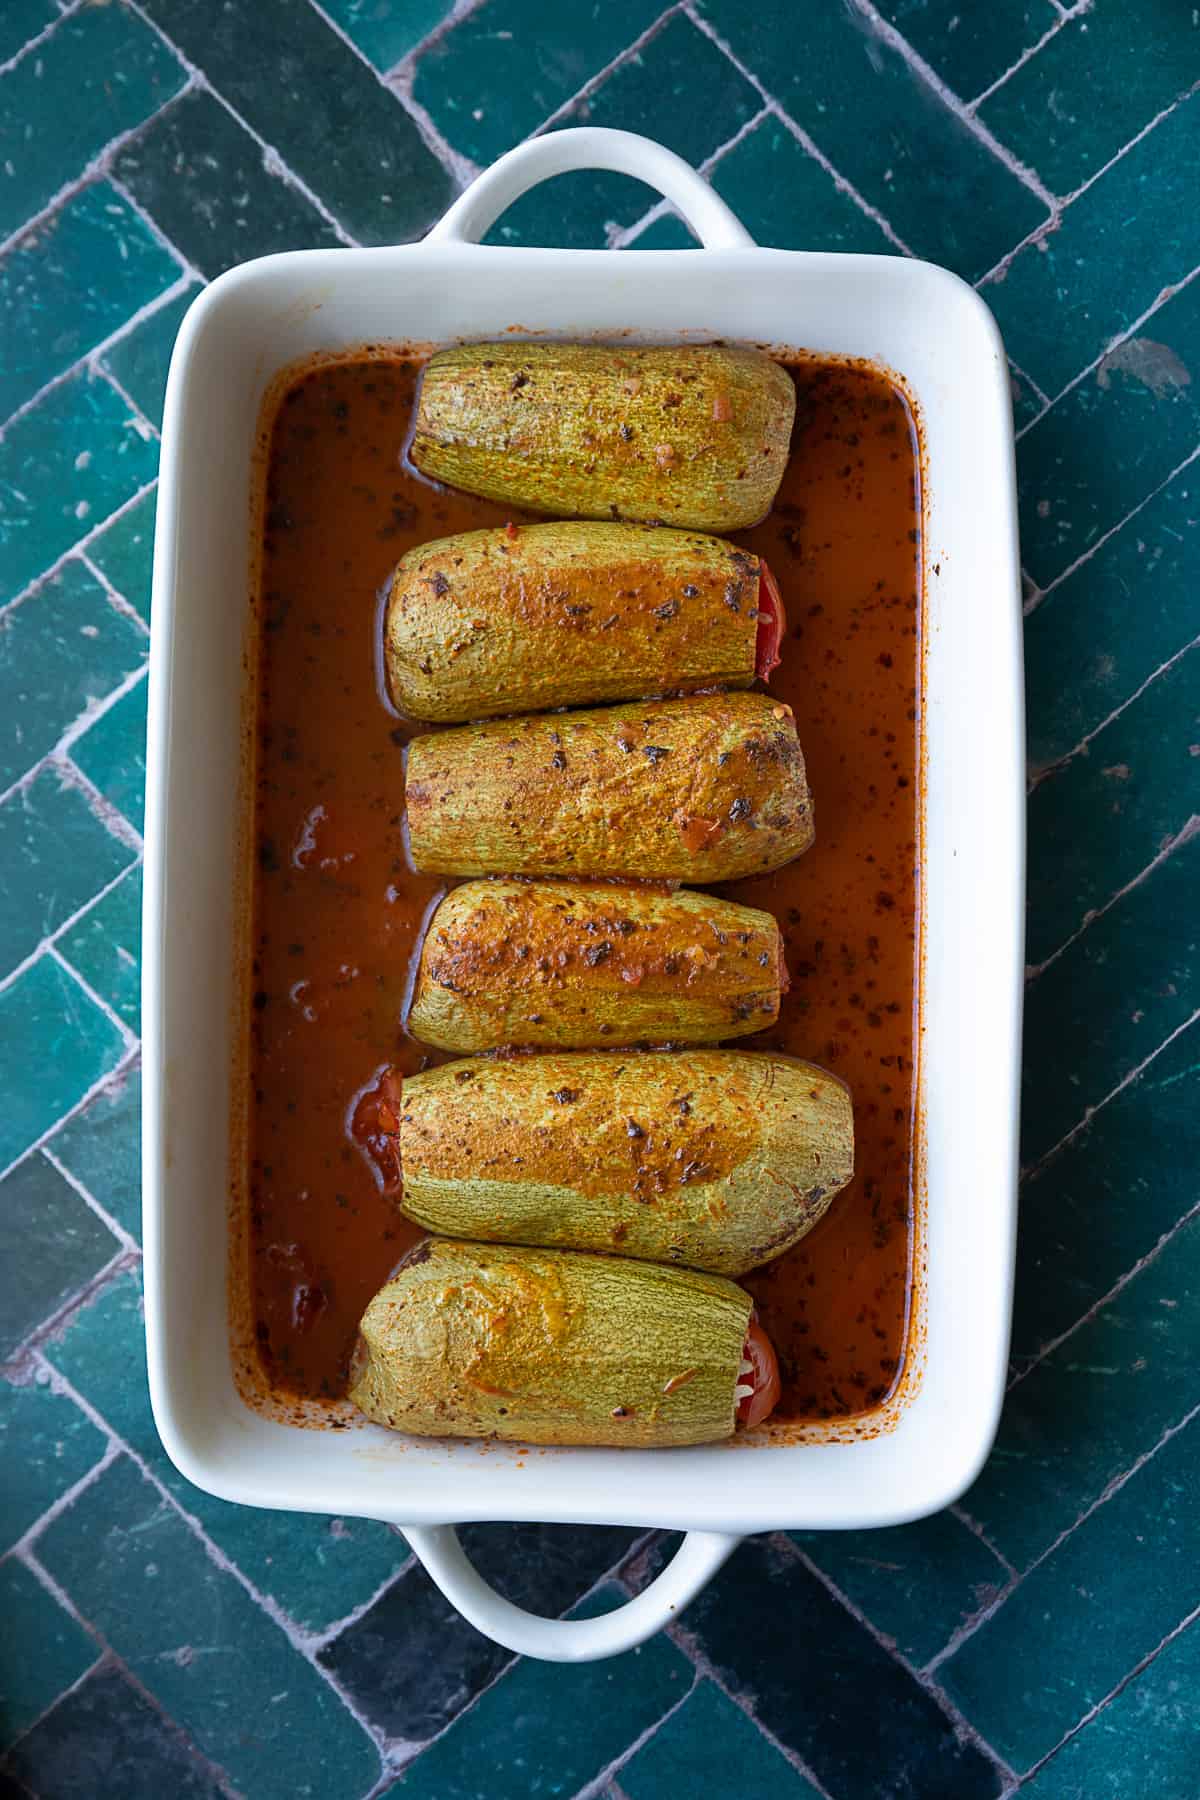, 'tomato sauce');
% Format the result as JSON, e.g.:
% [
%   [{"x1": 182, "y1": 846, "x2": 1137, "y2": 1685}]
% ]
[{"x1": 247, "y1": 354, "x2": 920, "y2": 1422}]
